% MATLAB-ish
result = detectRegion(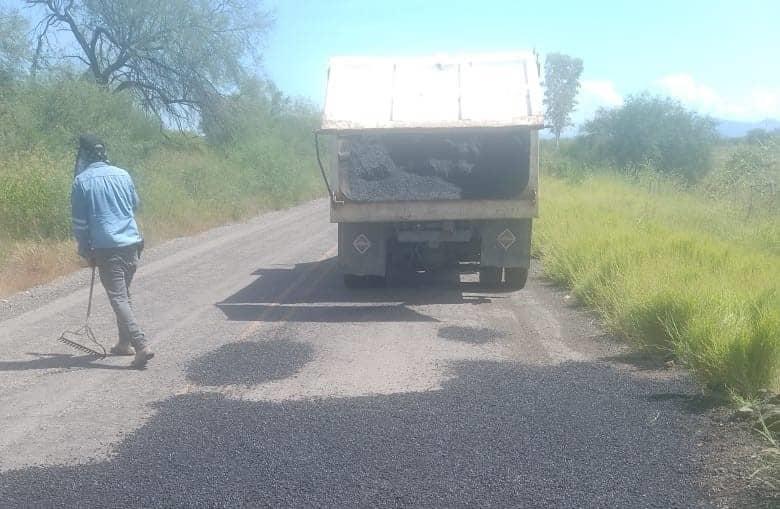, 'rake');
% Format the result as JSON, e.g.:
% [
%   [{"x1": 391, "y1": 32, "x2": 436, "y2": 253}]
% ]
[{"x1": 57, "y1": 266, "x2": 107, "y2": 359}]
